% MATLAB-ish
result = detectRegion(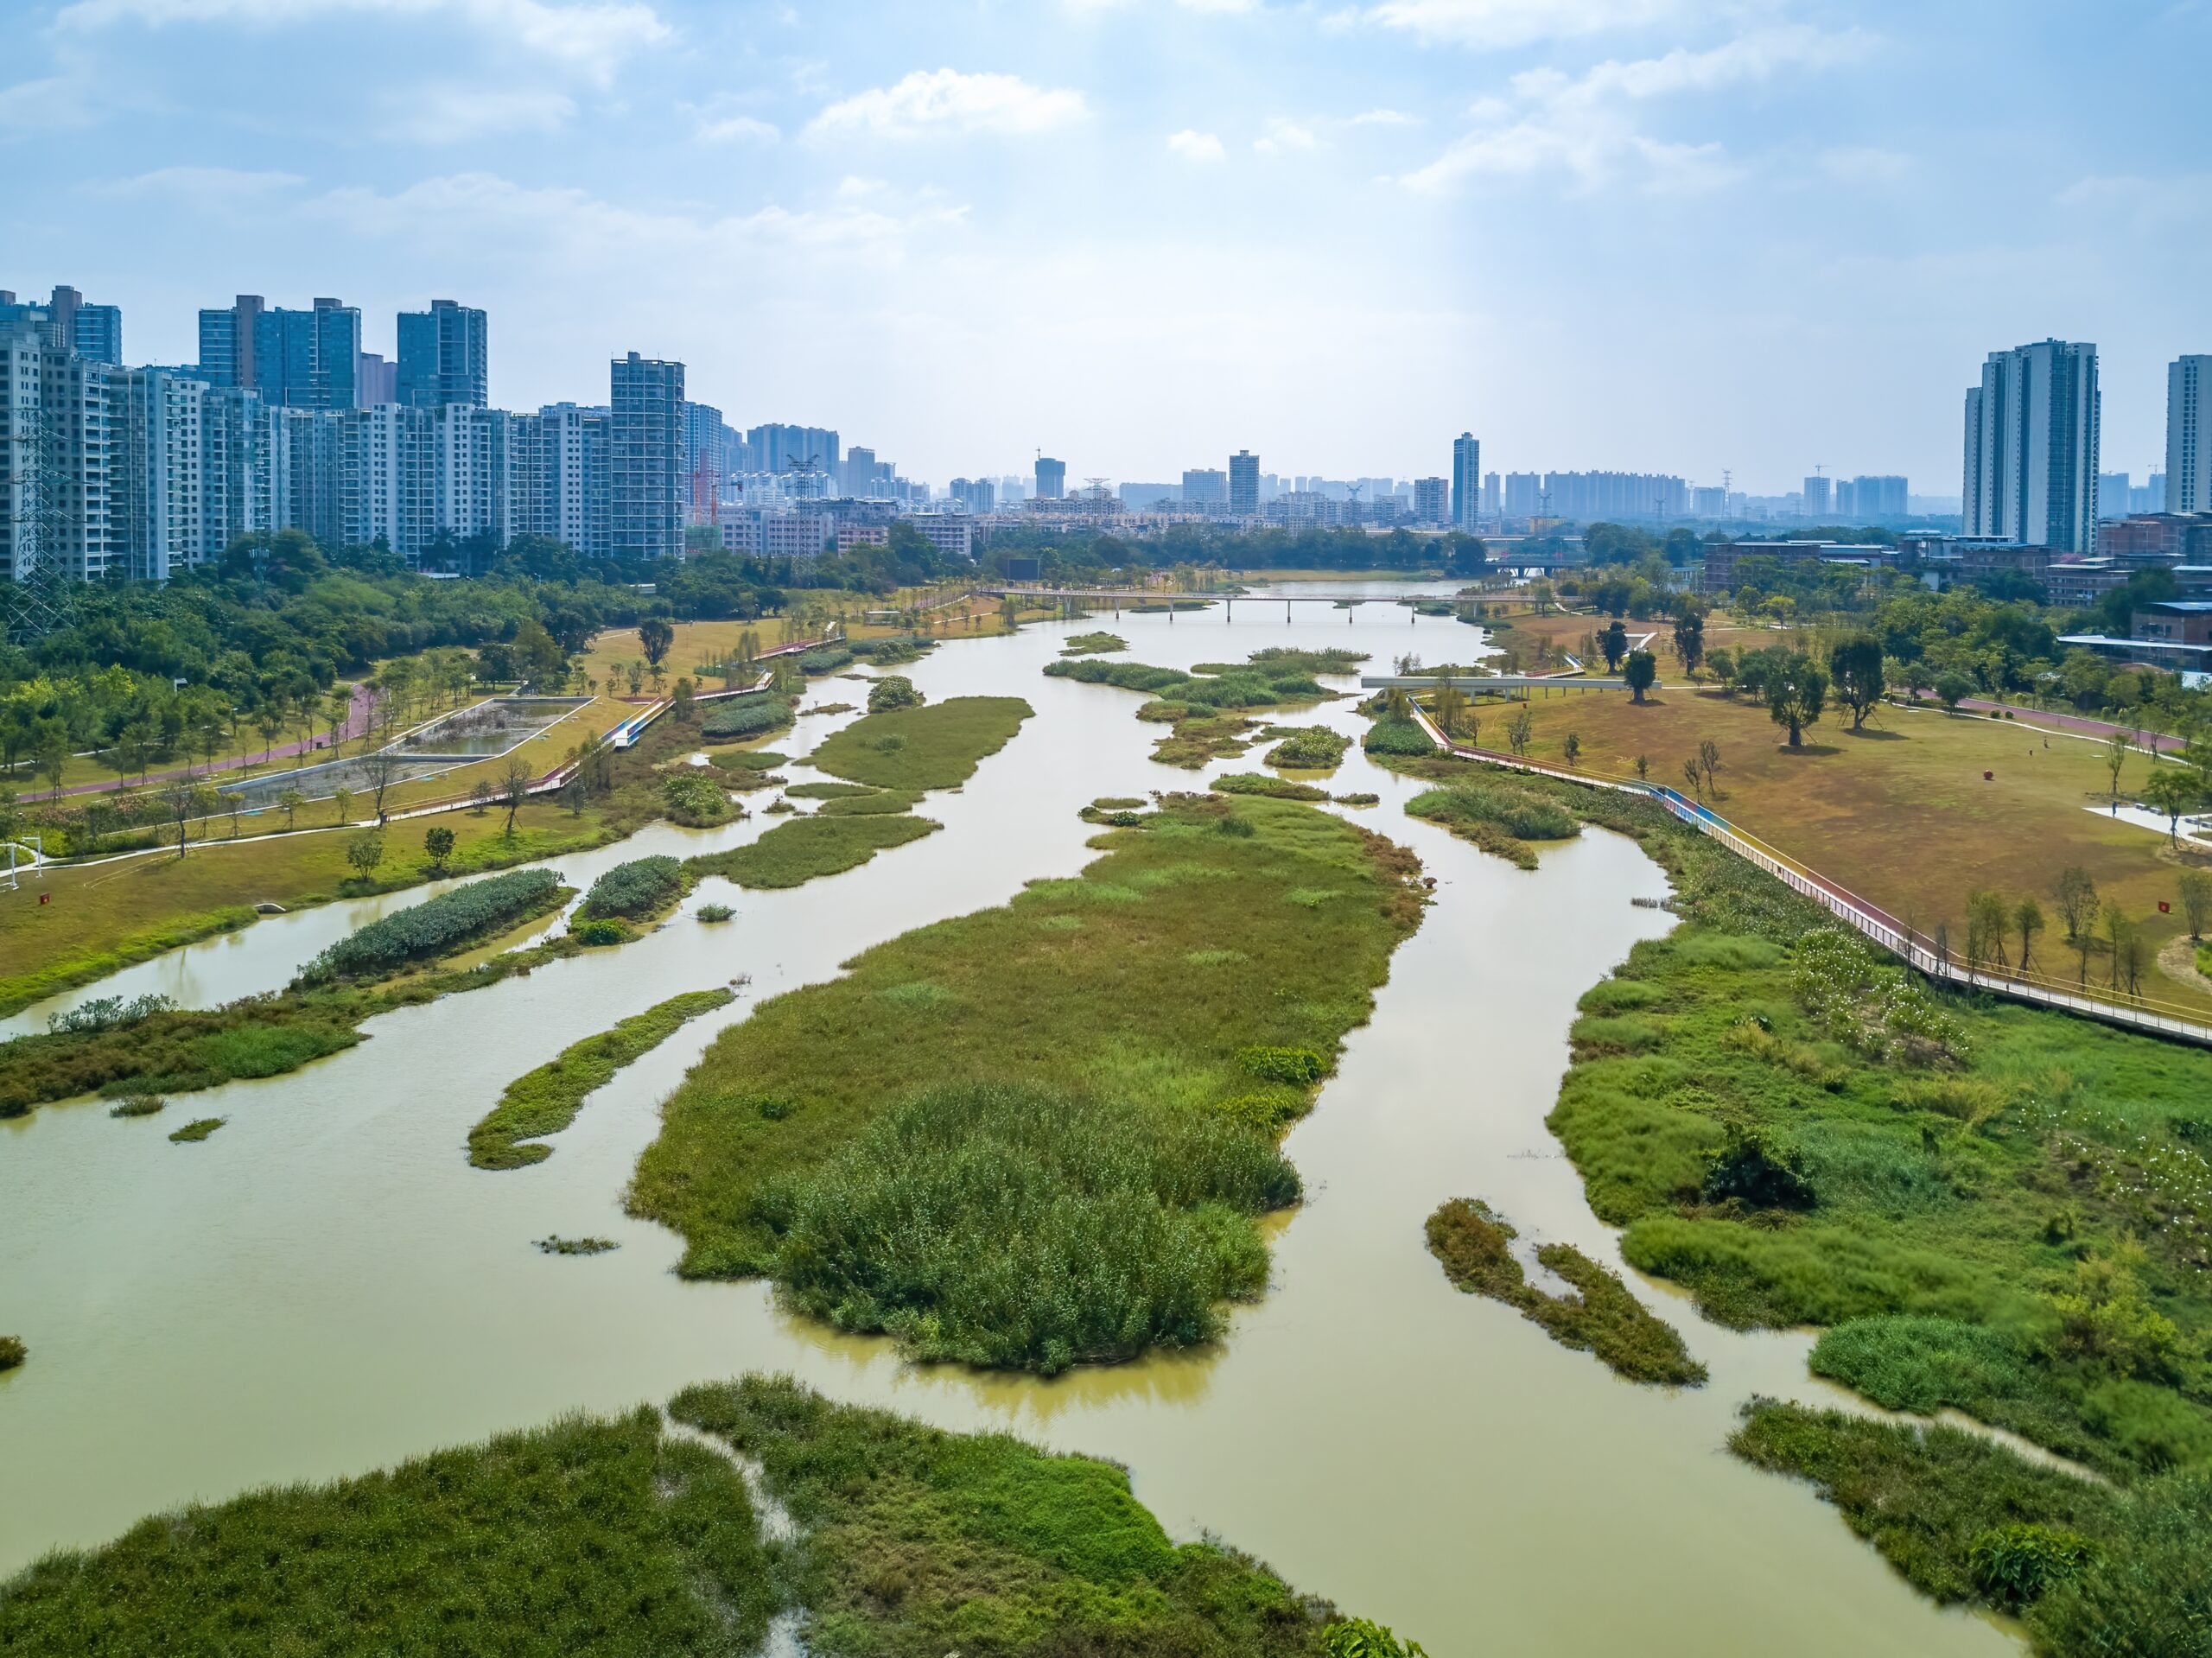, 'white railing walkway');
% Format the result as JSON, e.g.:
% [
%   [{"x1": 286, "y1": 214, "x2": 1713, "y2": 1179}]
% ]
[{"x1": 1404, "y1": 703, "x2": 2212, "y2": 1050}]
